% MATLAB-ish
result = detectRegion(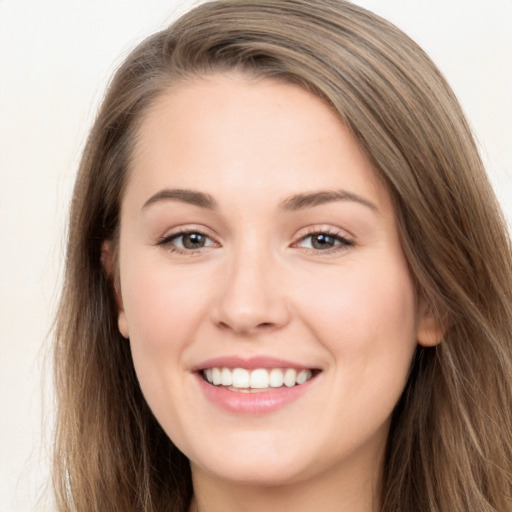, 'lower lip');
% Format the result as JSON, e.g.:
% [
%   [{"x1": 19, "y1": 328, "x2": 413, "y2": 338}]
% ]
[{"x1": 195, "y1": 373, "x2": 316, "y2": 415}]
